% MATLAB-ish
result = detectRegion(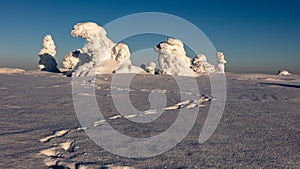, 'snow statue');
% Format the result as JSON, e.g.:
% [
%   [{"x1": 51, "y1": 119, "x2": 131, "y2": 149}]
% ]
[
  {"x1": 111, "y1": 43, "x2": 146, "y2": 74},
  {"x1": 62, "y1": 49, "x2": 90, "y2": 70},
  {"x1": 110, "y1": 43, "x2": 146, "y2": 73},
  {"x1": 111, "y1": 43, "x2": 131, "y2": 64},
  {"x1": 216, "y1": 52, "x2": 227, "y2": 73},
  {"x1": 277, "y1": 70, "x2": 291, "y2": 76},
  {"x1": 62, "y1": 51, "x2": 80, "y2": 70},
  {"x1": 39, "y1": 35, "x2": 56, "y2": 57},
  {"x1": 71, "y1": 22, "x2": 144, "y2": 77},
  {"x1": 191, "y1": 54, "x2": 215, "y2": 74},
  {"x1": 38, "y1": 35, "x2": 60, "y2": 73},
  {"x1": 154, "y1": 38, "x2": 194, "y2": 76},
  {"x1": 146, "y1": 62, "x2": 157, "y2": 75}
]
